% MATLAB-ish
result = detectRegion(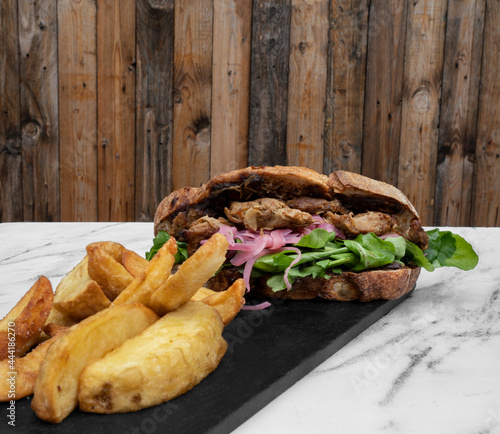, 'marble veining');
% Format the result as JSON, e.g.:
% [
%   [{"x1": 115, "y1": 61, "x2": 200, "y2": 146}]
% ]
[{"x1": 0, "y1": 224, "x2": 499, "y2": 434}]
